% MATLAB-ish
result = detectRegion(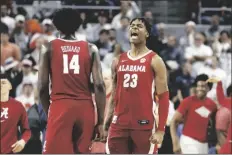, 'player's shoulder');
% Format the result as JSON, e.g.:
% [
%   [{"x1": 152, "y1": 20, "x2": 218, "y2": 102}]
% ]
[
  {"x1": 205, "y1": 97, "x2": 217, "y2": 107},
  {"x1": 9, "y1": 98, "x2": 25, "y2": 109},
  {"x1": 183, "y1": 96, "x2": 195, "y2": 103}
]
